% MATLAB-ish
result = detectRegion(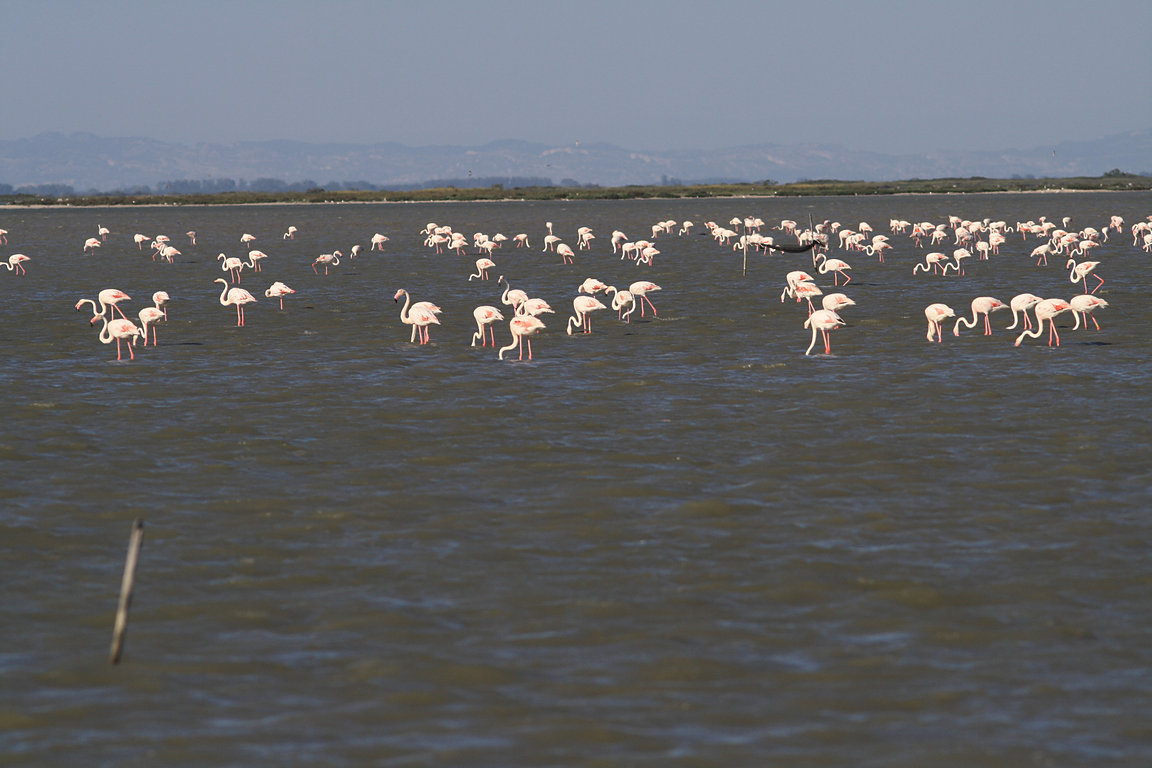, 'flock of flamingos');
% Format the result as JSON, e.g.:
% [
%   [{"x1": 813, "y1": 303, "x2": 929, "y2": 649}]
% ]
[{"x1": 2, "y1": 207, "x2": 1149, "y2": 361}]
